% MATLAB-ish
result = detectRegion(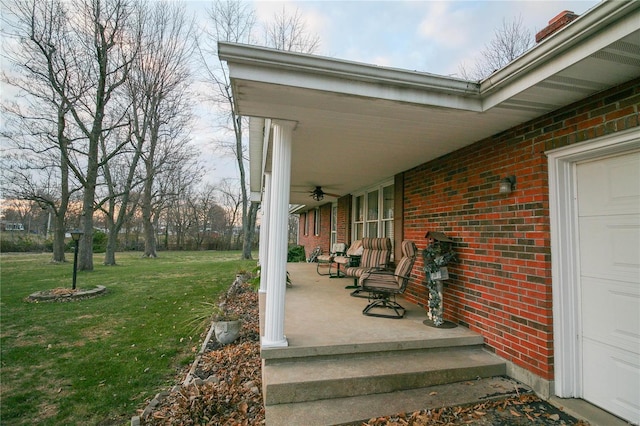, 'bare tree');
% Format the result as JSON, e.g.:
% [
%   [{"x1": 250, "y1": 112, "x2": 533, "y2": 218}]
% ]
[
  {"x1": 263, "y1": 6, "x2": 320, "y2": 54},
  {"x1": 197, "y1": 0, "x2": 255, "y2": 258},
  {"x1": 3, "y1": 0, "x2": 142, "y2": 270},
  {"x1": 288, "y1": 214, "x2": 299, "y2": 245},
  {"x1": 126, "y1": 1, "x2": 196, "y2": 258},
  {"x1": 215, "y1": 178, "x2": 243, "y2": 250},
  {"x1": 145, "y1": 145, "x2": 202, "y2": 251},
  {"x1": 185, "y1": 184, "x2": 218, "y2": 250},
  {"x1": 201, "y1": 1, "x2": 320, "y2": 259},
  {"x1": 459, "y1": 15, "x2": 533, "y2": 81},
  {"x1": 2, "y1": 0, "x2": 76, "y2": 262},
  {"x1": 207, "y1": 203, "x2": 228, "y2": 248},
  {"x1": 0, "y1": 125, "x2": 79, "y2": 261},
  {"x1": 95, "y1": 123, "x2": 142, "y2": 265}
]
